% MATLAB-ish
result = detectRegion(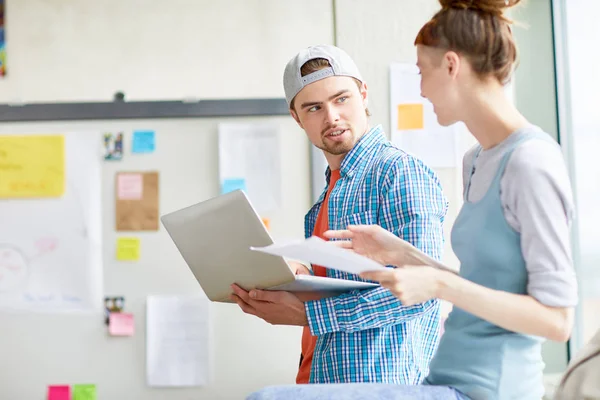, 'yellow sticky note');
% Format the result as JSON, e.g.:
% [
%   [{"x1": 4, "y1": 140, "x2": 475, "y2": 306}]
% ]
[
  {"x1": 397, "y1": 103, "x2": 424, "y2": 130},
  {"x1": 0, "y1": 135, "x2": 65, "y2": 198},
  {"x1": 116, "y1": 237, "x2": 140, "y2": 261}
]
